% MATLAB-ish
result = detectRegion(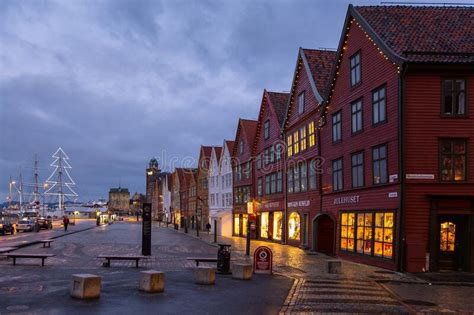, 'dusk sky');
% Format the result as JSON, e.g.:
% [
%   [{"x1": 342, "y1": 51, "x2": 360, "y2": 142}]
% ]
[{"x1": 0, "y1": 0, "x2": 457, "y2": 202}]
